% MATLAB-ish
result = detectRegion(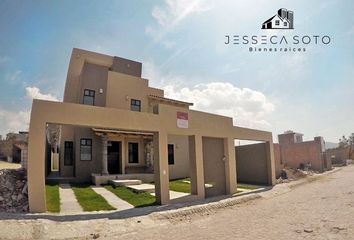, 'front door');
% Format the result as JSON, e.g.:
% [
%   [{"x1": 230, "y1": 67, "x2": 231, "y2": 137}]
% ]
[{"x1": 107, "y1": 141, "x2": 121, "y2": 174}]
